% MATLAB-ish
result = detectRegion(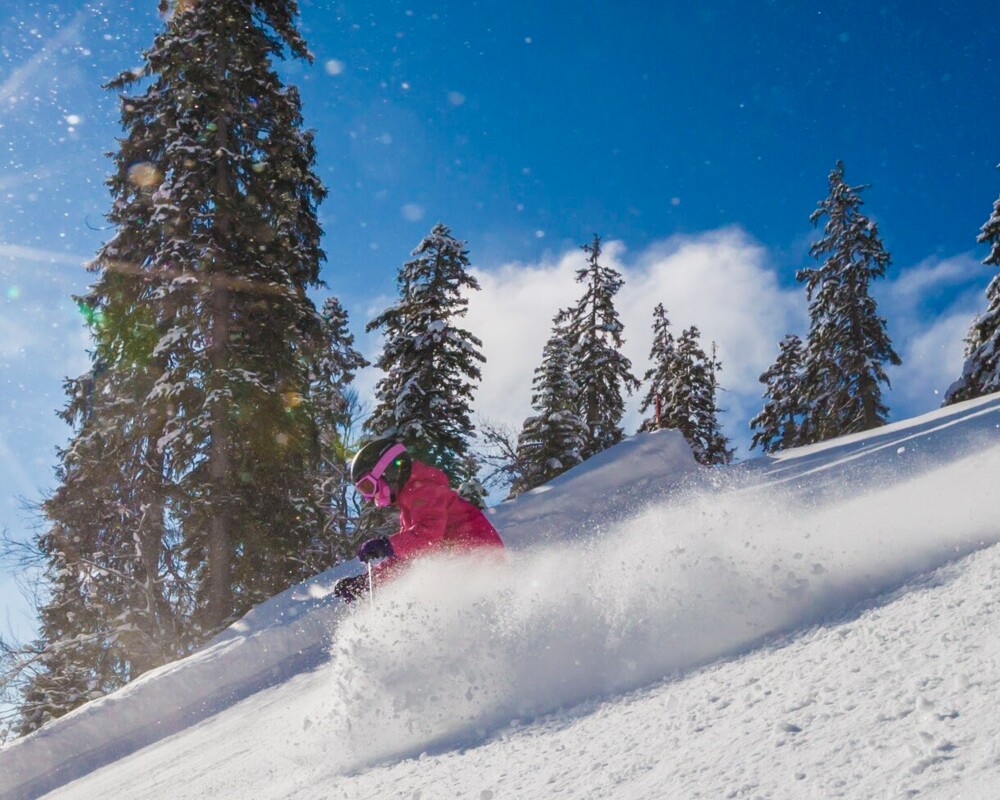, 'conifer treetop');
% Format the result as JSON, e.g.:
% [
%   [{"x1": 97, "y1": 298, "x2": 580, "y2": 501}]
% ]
[{"x1": 365, "y1": 223, "x2": 484, "y2": 484}]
